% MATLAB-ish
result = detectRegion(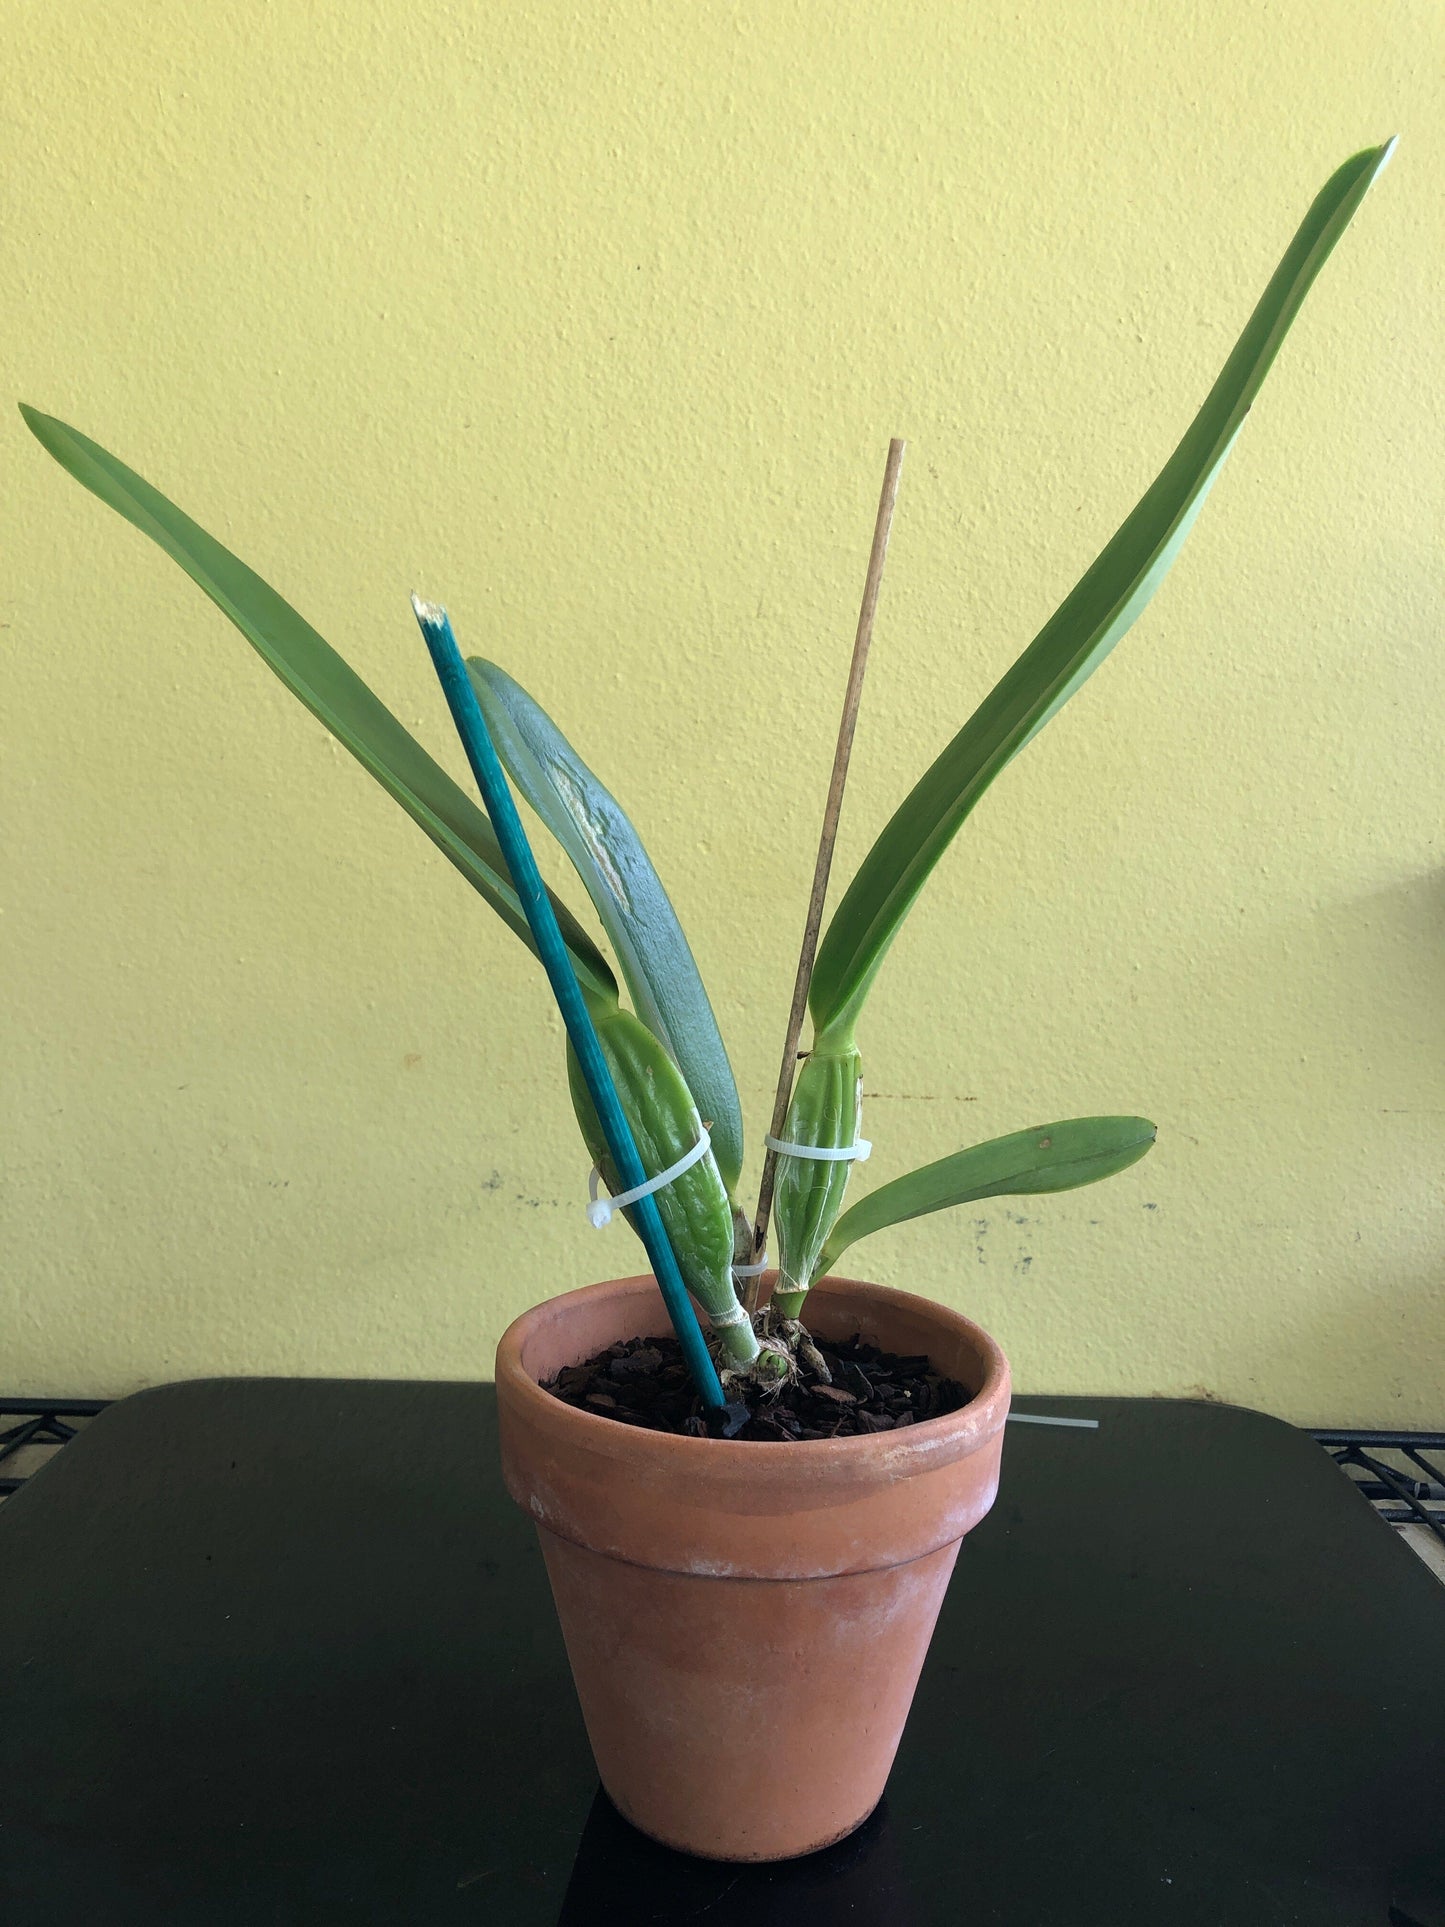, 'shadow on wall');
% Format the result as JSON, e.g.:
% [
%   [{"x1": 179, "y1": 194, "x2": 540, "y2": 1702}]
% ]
[
  {"x1": 1138, "y1": 1259, "x2": 1443, "y2": 1424},
  {"x1": 1316, "y1": 871, "x2": 1444, "y2": 1419},
  {"x1": 1221, "y1": 867, "x2": 1445, "y2": 1098},
  {"x1": 1322, "y1": 866, "x2": 1445, "y2": 1050},
  {"x1": 1279, "y1": 1263, "x2": 1445, "y2": 1427}
]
